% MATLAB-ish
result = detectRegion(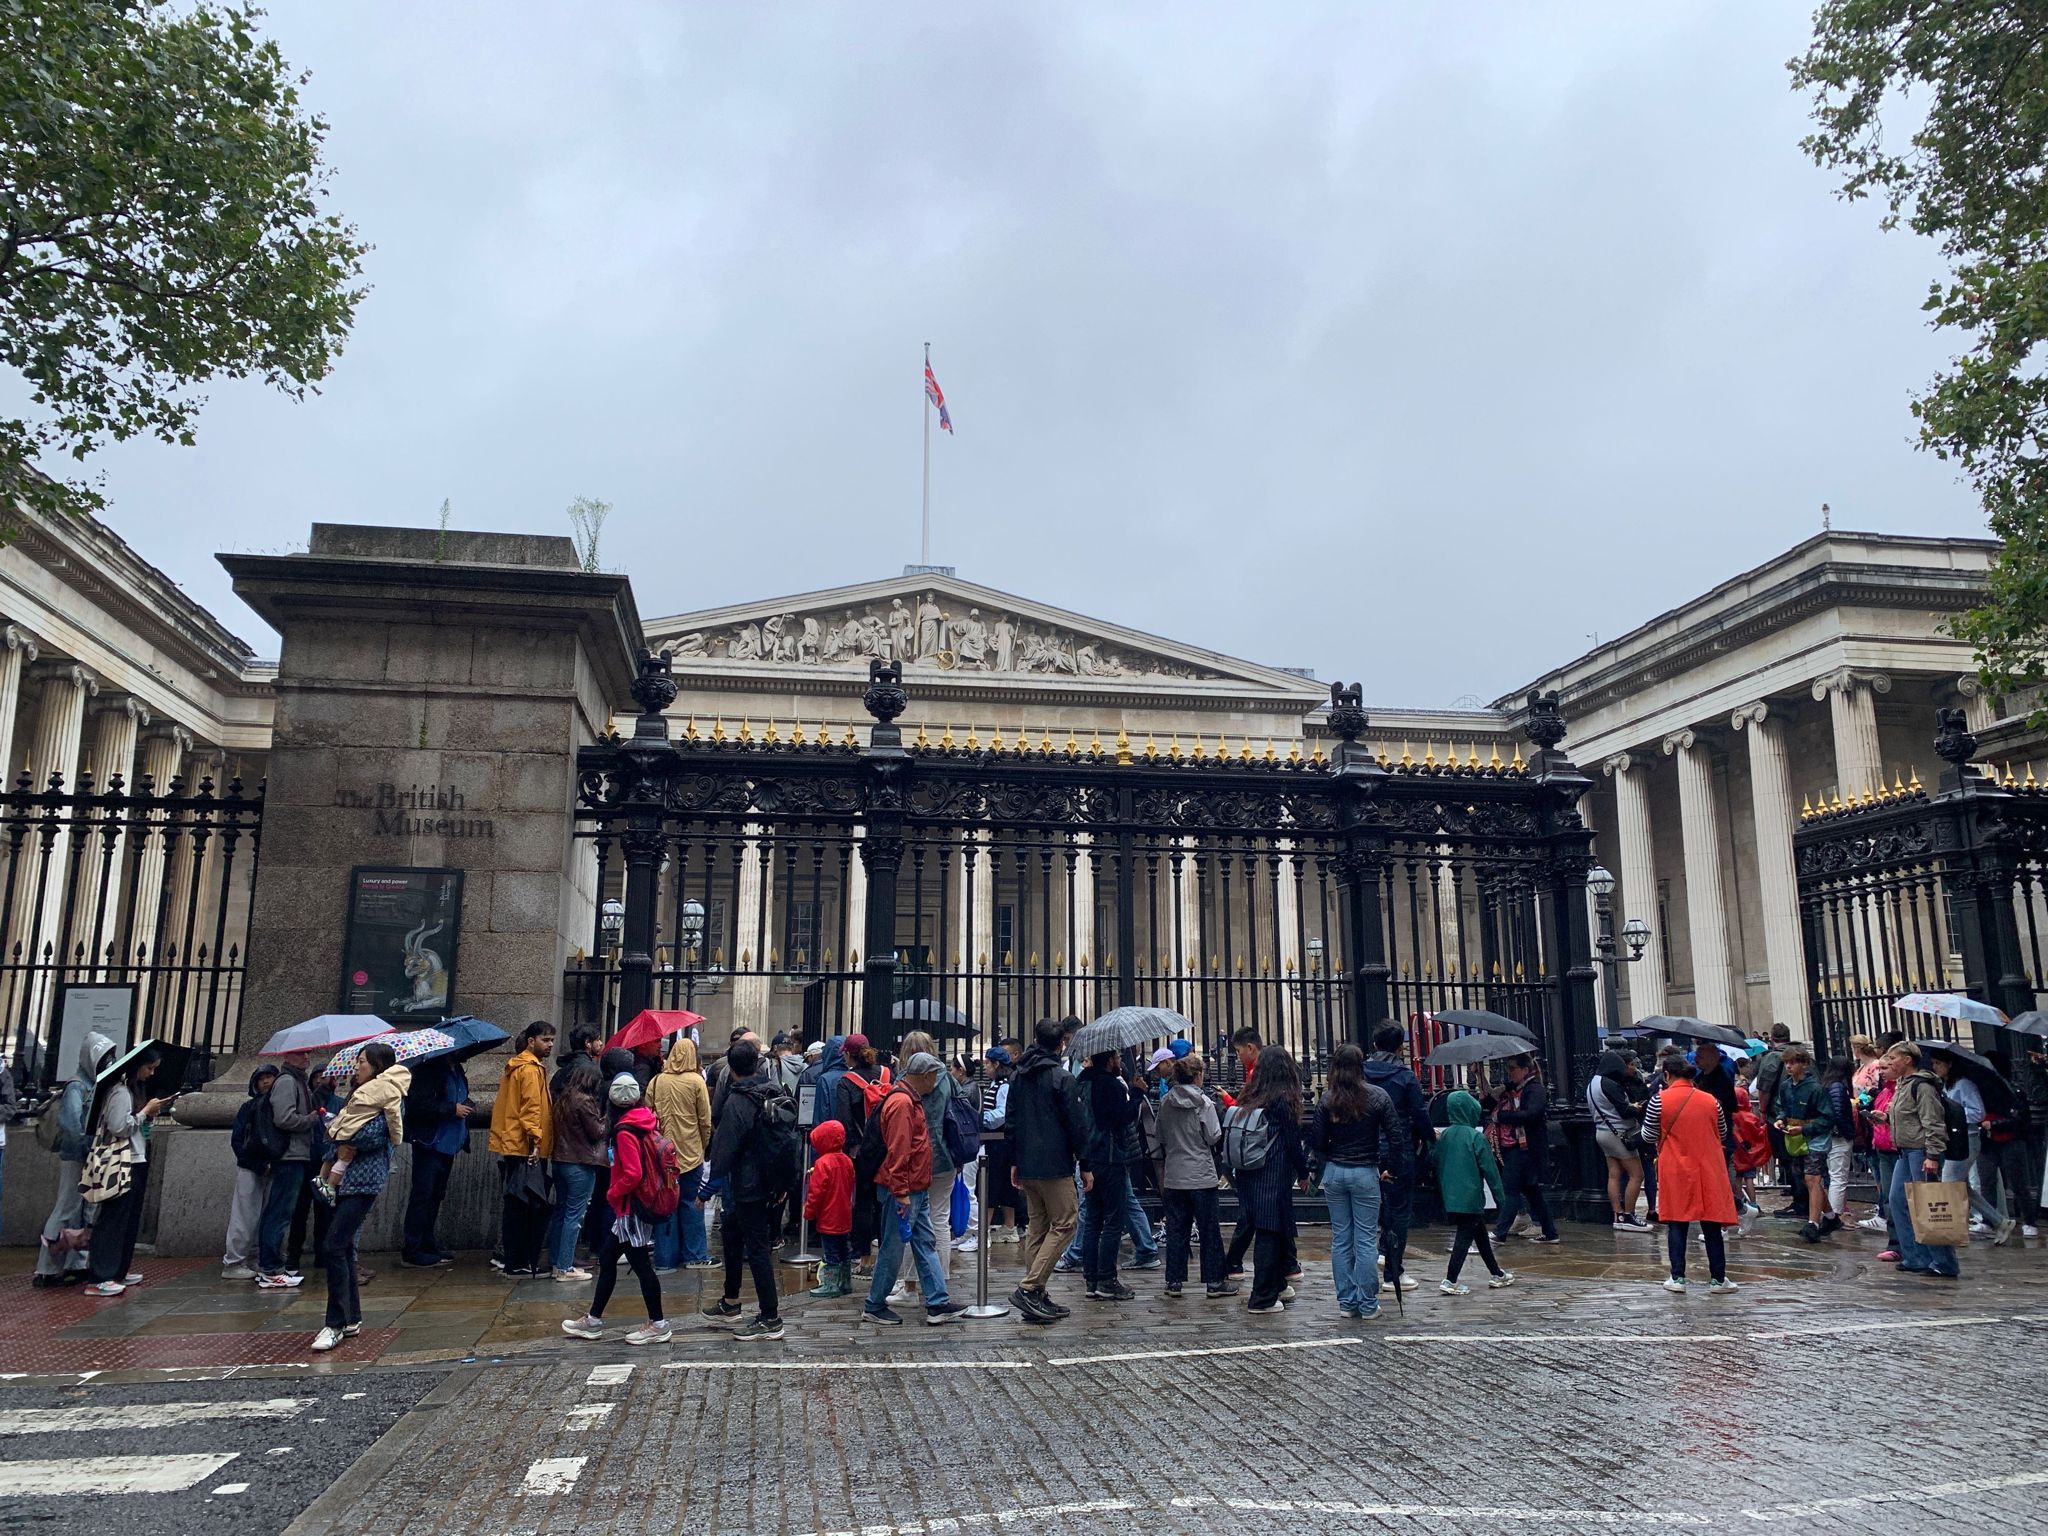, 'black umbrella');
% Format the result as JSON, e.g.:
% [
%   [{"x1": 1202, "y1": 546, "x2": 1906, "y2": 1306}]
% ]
[
  {"x1": 1922, "y1": 1040, "x2": 2017, "y2": 1113},
  {"x1": 890, "y1": 998, "x2": 974, "y2": 1037},
  {"x1": 1426, "y1": 1033, "x2": 1536, "y2": 1068},
  {"x1": 87, "y1": 1040, "x2": 191, "y2": 1137},
  {"x1": 1433, "y1": 1009, "x2": 1539, "y2": 1045},
  {"x1": 1633, "y1": 1015, "x2": 1747, "y2": 1049}
]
